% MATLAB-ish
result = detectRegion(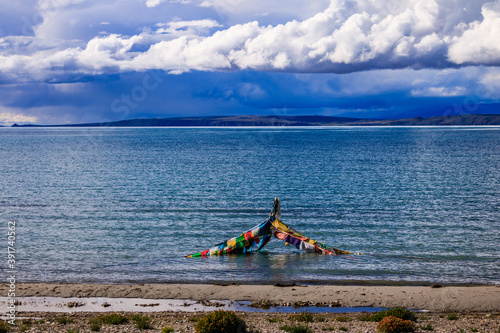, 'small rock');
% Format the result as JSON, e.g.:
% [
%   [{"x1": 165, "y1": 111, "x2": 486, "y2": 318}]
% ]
[
  {"x1": 431, "y1": 284, "x2": 445, "y2": 288},
  {"x1": 67, "y1": 301, "x2": 85, "y2": 308}
]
